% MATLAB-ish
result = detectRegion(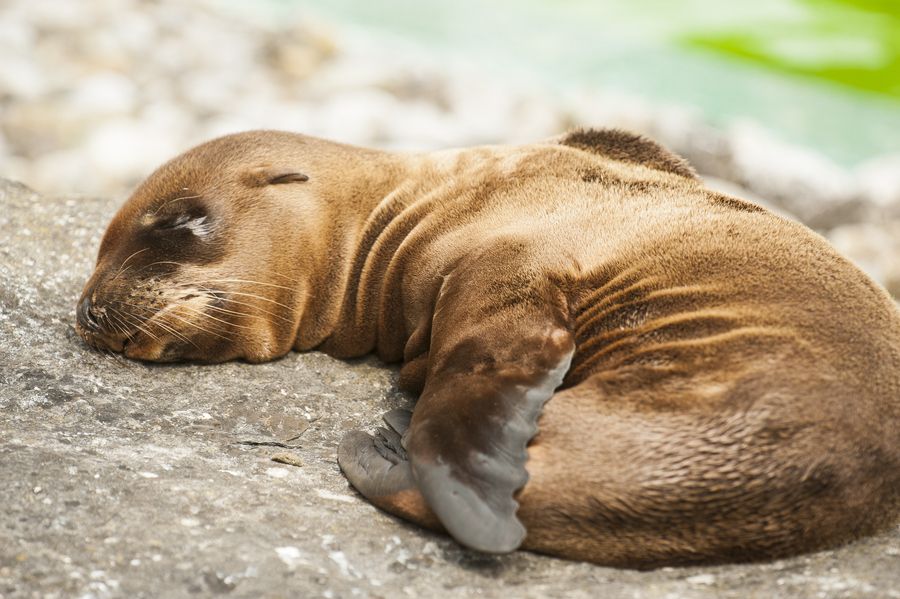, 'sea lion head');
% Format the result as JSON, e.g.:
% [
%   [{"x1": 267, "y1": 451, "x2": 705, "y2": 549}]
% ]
[{"x1": 75, "y1": 131, "x2": 321, "y2": 363}]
